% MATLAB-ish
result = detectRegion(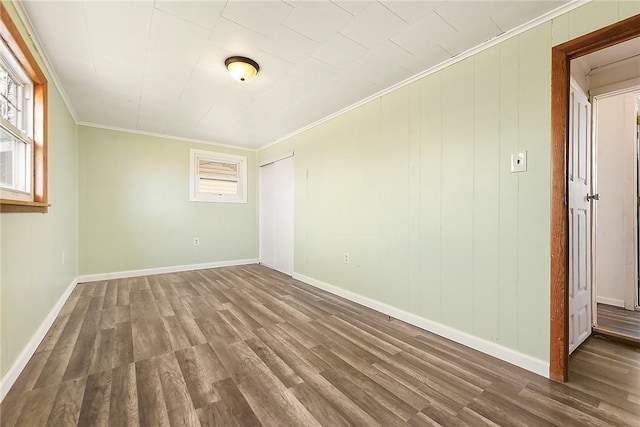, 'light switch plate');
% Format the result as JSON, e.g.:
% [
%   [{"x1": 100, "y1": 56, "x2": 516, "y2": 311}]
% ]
[{"x1": 510, "y1": 151, "x2": 527, "y2": 173}]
